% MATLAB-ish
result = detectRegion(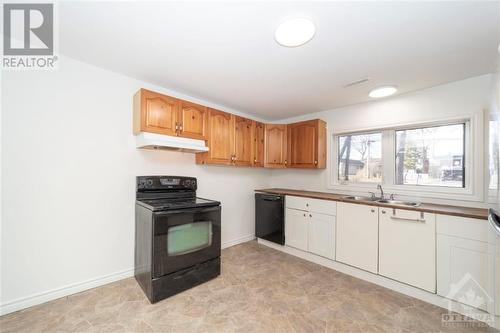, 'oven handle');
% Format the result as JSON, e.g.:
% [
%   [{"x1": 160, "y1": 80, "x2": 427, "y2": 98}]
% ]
[{"x1": 154, "y1": 205, "x2": 220, "y2": 216}]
